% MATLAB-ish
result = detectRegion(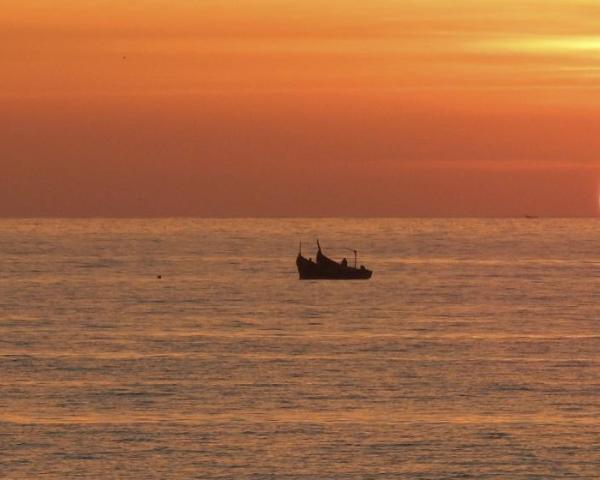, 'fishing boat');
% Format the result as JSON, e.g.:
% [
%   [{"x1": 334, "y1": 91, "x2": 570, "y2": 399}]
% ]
[{"x1": 296, "y1": 240, "x2": 372, "y2": 280}]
